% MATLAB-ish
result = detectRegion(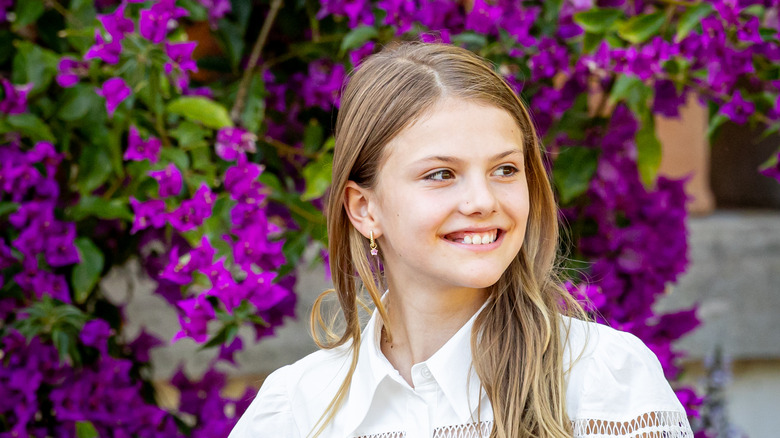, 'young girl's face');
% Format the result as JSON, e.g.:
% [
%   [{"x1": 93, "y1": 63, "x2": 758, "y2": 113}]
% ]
[{"x1": 369, "y1": 98, "x2": 530, "y2": 294}]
